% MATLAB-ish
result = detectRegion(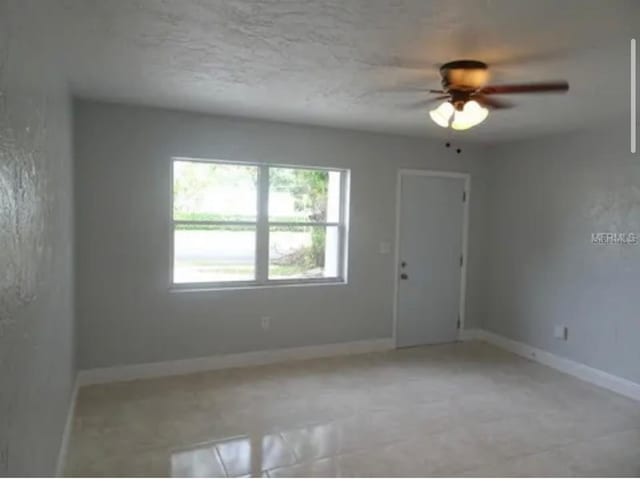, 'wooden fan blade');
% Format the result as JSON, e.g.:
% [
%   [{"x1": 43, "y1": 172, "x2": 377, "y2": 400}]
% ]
[
  {"x1": 480, "y1": 81, "x2": 569, "y2": 95},
  {"x1": 473, "y1": 94, "x2": 514, "y2": 110},
  {"x1": 400, "y1": 96, "x2": 449, "y2": 109}
]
